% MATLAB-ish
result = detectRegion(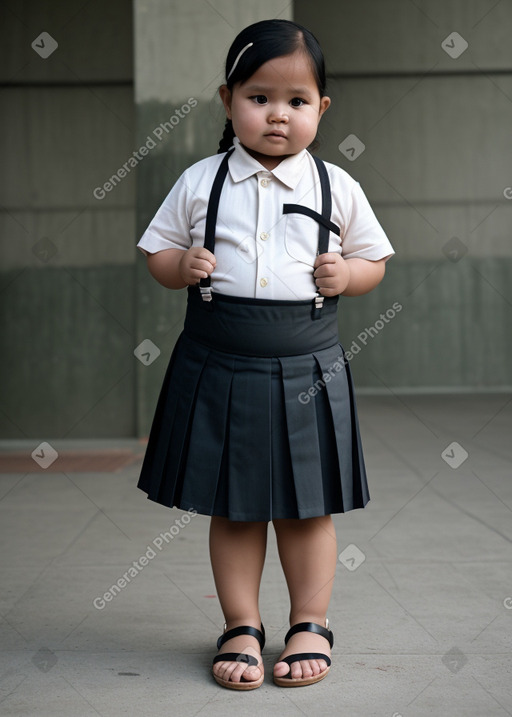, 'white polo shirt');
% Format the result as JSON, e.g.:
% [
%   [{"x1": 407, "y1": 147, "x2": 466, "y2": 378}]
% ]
[{"x1": 137, "y1": 137, "x2": 394, "y2": 300}]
